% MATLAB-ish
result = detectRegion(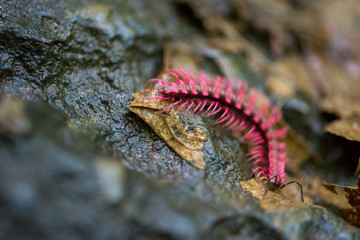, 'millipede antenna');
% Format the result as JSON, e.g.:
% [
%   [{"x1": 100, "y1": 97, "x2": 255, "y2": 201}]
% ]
[{"x1": 280, "y1": 180, "x2": 304, "y2": 203}]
